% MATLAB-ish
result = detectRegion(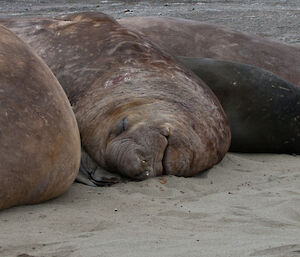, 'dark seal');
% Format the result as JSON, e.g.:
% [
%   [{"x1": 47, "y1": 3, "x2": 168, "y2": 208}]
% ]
[{"x1": 178, "y1": 57, "x2": 300, "y2": 153}]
